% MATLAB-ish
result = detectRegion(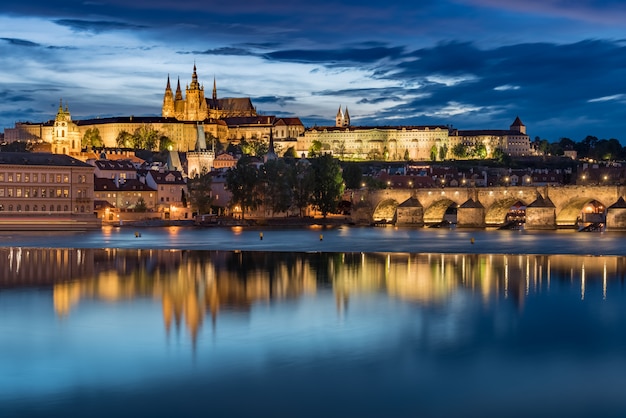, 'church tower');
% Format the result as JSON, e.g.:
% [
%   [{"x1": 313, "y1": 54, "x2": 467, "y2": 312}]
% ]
[
  {"x1": 335, "y1": 106, "x2": 350, "y2": 127},
  {"x1": 162, "y1": 75, "x2": 175, "y2": 118},
  {"x1": 52, "y1": 99, "x2": 81, "y2": 155},
  {"x1": 510, "y1": 116, "x2": 526, "y2": 135},
  {"x1": 184, "y1": 64, "x2": 208, "y2": 121}
]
